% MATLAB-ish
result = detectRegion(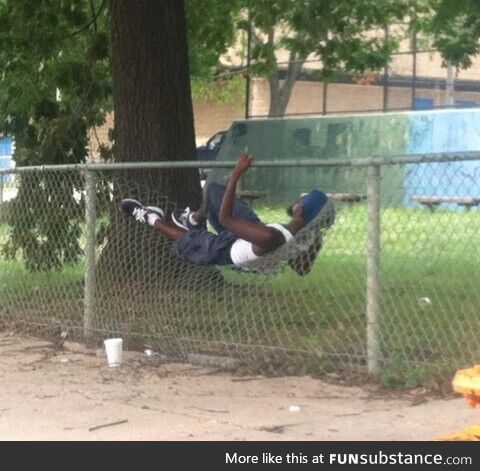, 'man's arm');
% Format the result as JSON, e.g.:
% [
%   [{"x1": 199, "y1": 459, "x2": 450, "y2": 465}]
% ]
[{"x1": 219, "y1": 155, "x2": 284, "y2": 252}]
